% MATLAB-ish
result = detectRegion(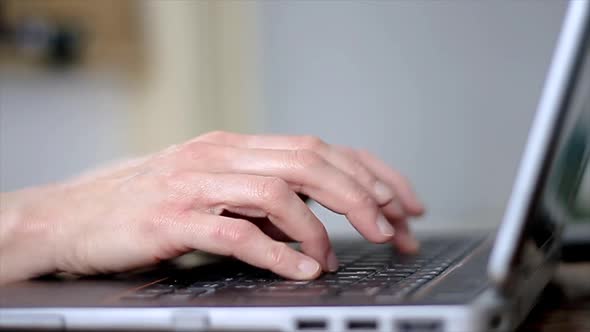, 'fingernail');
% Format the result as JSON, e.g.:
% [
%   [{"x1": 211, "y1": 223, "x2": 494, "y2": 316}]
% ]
[
  {"x1": 327, "y1": 249, "x2": 339, "y2": 272},
  {"x1": 374, "y1": 181, "x2": 394, "y2": 204},
  {"x1": 376, "y1": 213, "x2": 395, "y2": 237},
  {"x1": 298, "y1": 258, "x2": 321, "y2": 277}
]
